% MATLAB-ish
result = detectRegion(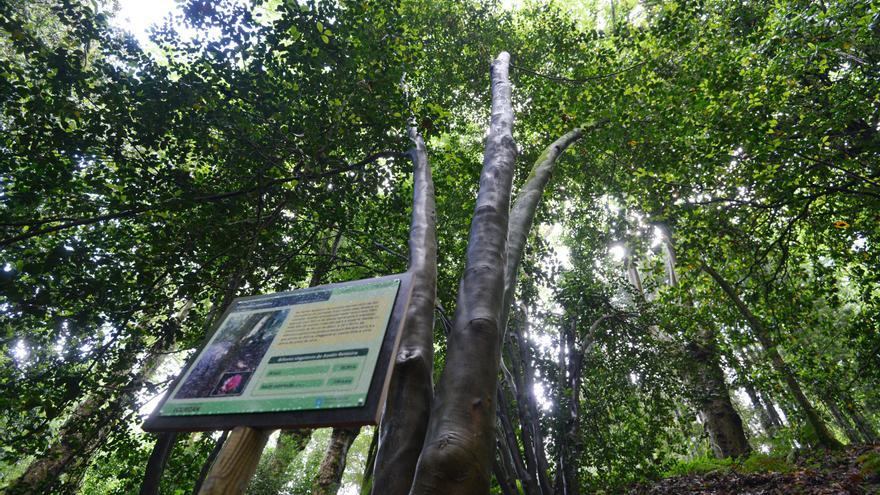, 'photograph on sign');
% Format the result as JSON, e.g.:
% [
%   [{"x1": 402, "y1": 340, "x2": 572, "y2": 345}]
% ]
[{"x1": 158, "y1": 279, "x2": 400, "y2": 417}]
